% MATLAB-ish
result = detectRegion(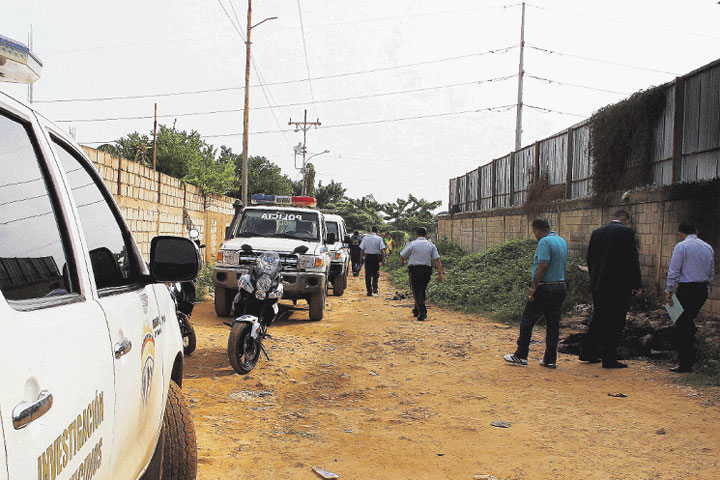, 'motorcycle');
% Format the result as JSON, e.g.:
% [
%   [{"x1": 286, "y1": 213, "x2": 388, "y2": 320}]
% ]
[
  {"x1": 169, "y1": 228, "x2": 204, "y2": 355},
  {"x1": 226, "y1": 244, "x2": 284, "y2": 374}
]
